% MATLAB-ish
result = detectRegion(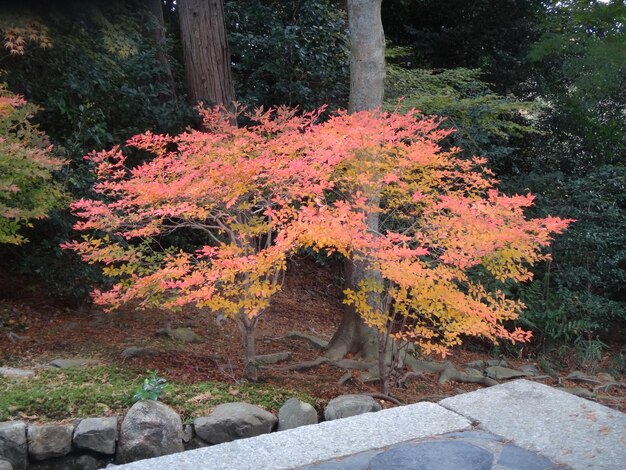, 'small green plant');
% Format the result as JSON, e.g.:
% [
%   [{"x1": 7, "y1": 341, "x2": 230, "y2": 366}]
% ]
[{"x1": 133, "y1": 371, "x2": 168, "y2": 402}]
